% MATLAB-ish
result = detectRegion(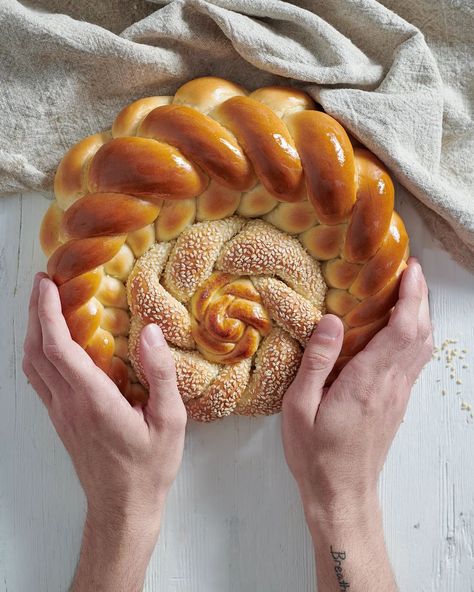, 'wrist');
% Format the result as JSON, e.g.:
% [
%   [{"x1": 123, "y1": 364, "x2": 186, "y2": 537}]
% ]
[
  {"x1": 71, "y1": 505, "x2": 162, "y2": 592},
  {"x1": 303, "y1": 492, "x2": 397, "y2": 592},
  {"x1": 302, "y1": 490, "x2": 380, "y2": 537},
  {"x1": 85, "y1": 501, "x2": 163, "y2": 549}
]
